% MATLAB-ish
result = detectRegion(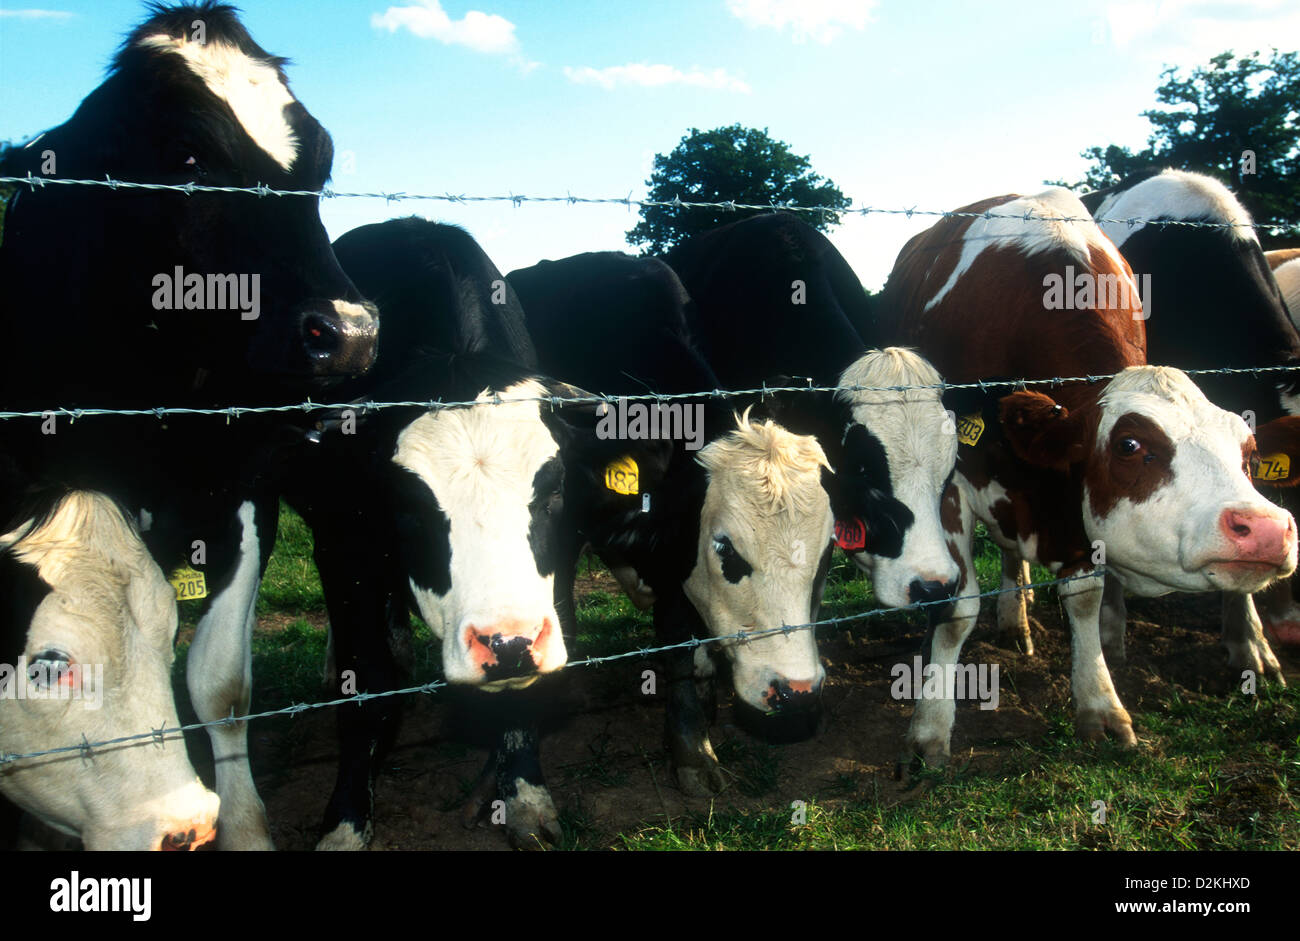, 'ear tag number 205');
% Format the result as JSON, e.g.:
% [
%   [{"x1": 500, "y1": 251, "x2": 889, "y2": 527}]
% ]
[{"x1": 169, "y1": 566, "x2": 207, "y2": 601}]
